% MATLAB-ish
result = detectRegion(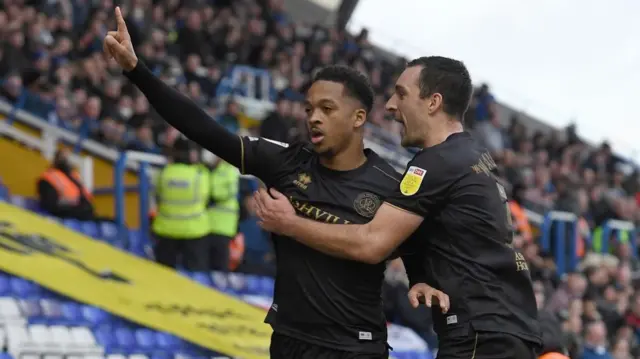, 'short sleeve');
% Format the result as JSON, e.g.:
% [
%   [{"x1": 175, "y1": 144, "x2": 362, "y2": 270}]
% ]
[
  {"x1": 240, "y1": 136, "x2": 296, "y2": 184},
  {"x1": 385, "y1": 150, "x2": 451, "y2": 217}
]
